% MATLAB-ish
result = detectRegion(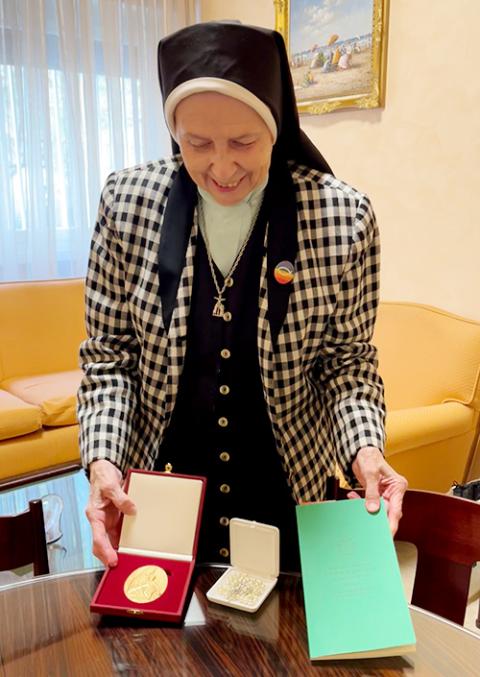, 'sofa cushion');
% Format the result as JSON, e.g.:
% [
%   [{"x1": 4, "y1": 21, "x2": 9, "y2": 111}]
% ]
[
  {"x1": 0, "y1": 425, "x2": 80, "y2": 481},
  {"x1": 2, "y1": 369, "x2": 83, "y2": 426},
  {"x1": 0, "y1": 389, "x2": 43, "y2": 440},
  {"x1": 385, "y1": 402, "x2": 475, "y2": 456}
]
